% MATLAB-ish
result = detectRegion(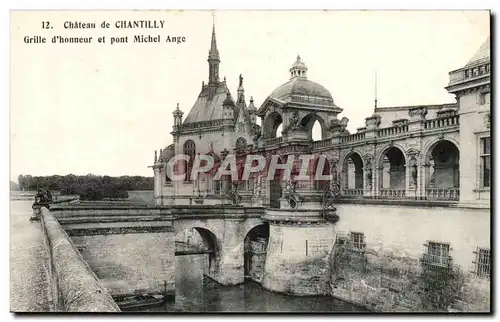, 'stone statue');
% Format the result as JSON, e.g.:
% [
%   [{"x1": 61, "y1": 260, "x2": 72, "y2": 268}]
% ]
[
  {"x1": 239, "y1": 74, "x2": 243, "y2": 87},
  {"x1": 320, "y1": 184, "x2": 340, "y2": 223},
  {"x1": 253, "y1": 177, "x2": 262, "y2": 199},
  {"x1": 154, "y1": 150, "x2": 158, "y2": 162},
  {"x1": 225, "y1": 182, "x2": 242, "y2": 205},
  {"x1": 284, "y1": 111, "x2": 303, "y2": 133},
  {"x1": 340, "y1": 117, "x2": 349, "y2": 132},
  {"x1": 282, "y1": 179, "x2": 303, "y2": 209}
]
